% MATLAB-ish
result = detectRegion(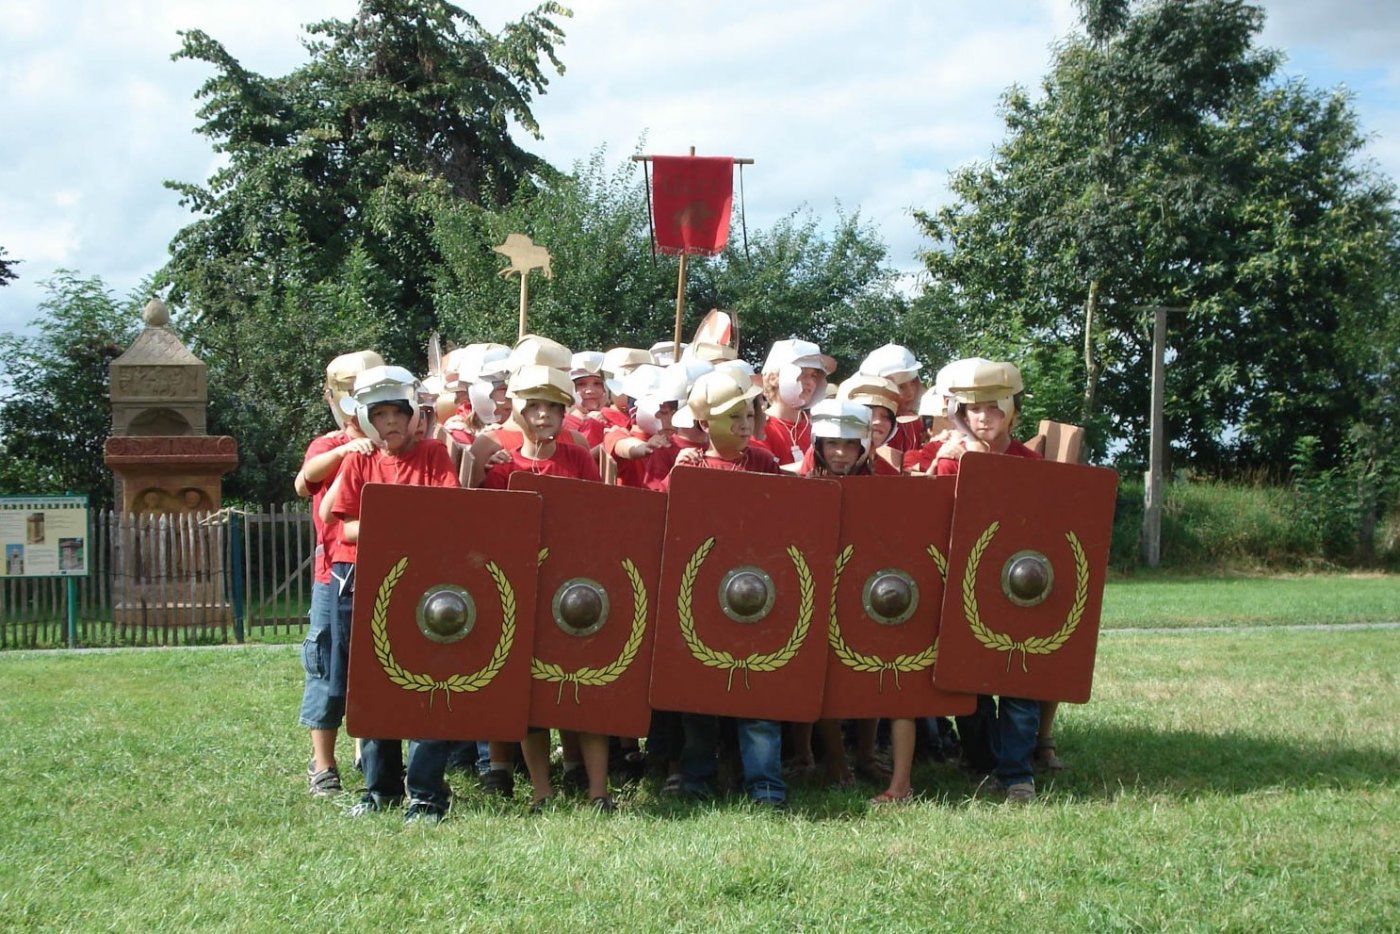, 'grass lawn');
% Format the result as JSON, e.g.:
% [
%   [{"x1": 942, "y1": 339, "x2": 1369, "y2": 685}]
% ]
[
  {"x1": 1101, "y1": 573, "x2": 1400, "y2": 629},
  {"x1": 0, "y1": 626, "x2": 1396, "y2": 931}
]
